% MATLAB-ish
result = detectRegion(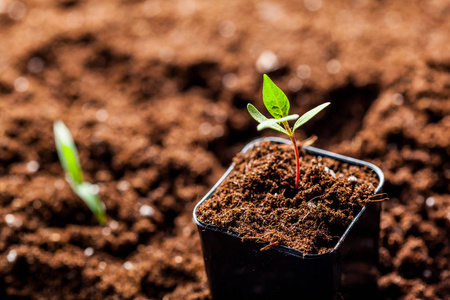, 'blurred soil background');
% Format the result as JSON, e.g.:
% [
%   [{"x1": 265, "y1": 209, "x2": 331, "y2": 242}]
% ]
[{"x1": 0, "y1": 0, "x2": 449, "y2": 299}]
